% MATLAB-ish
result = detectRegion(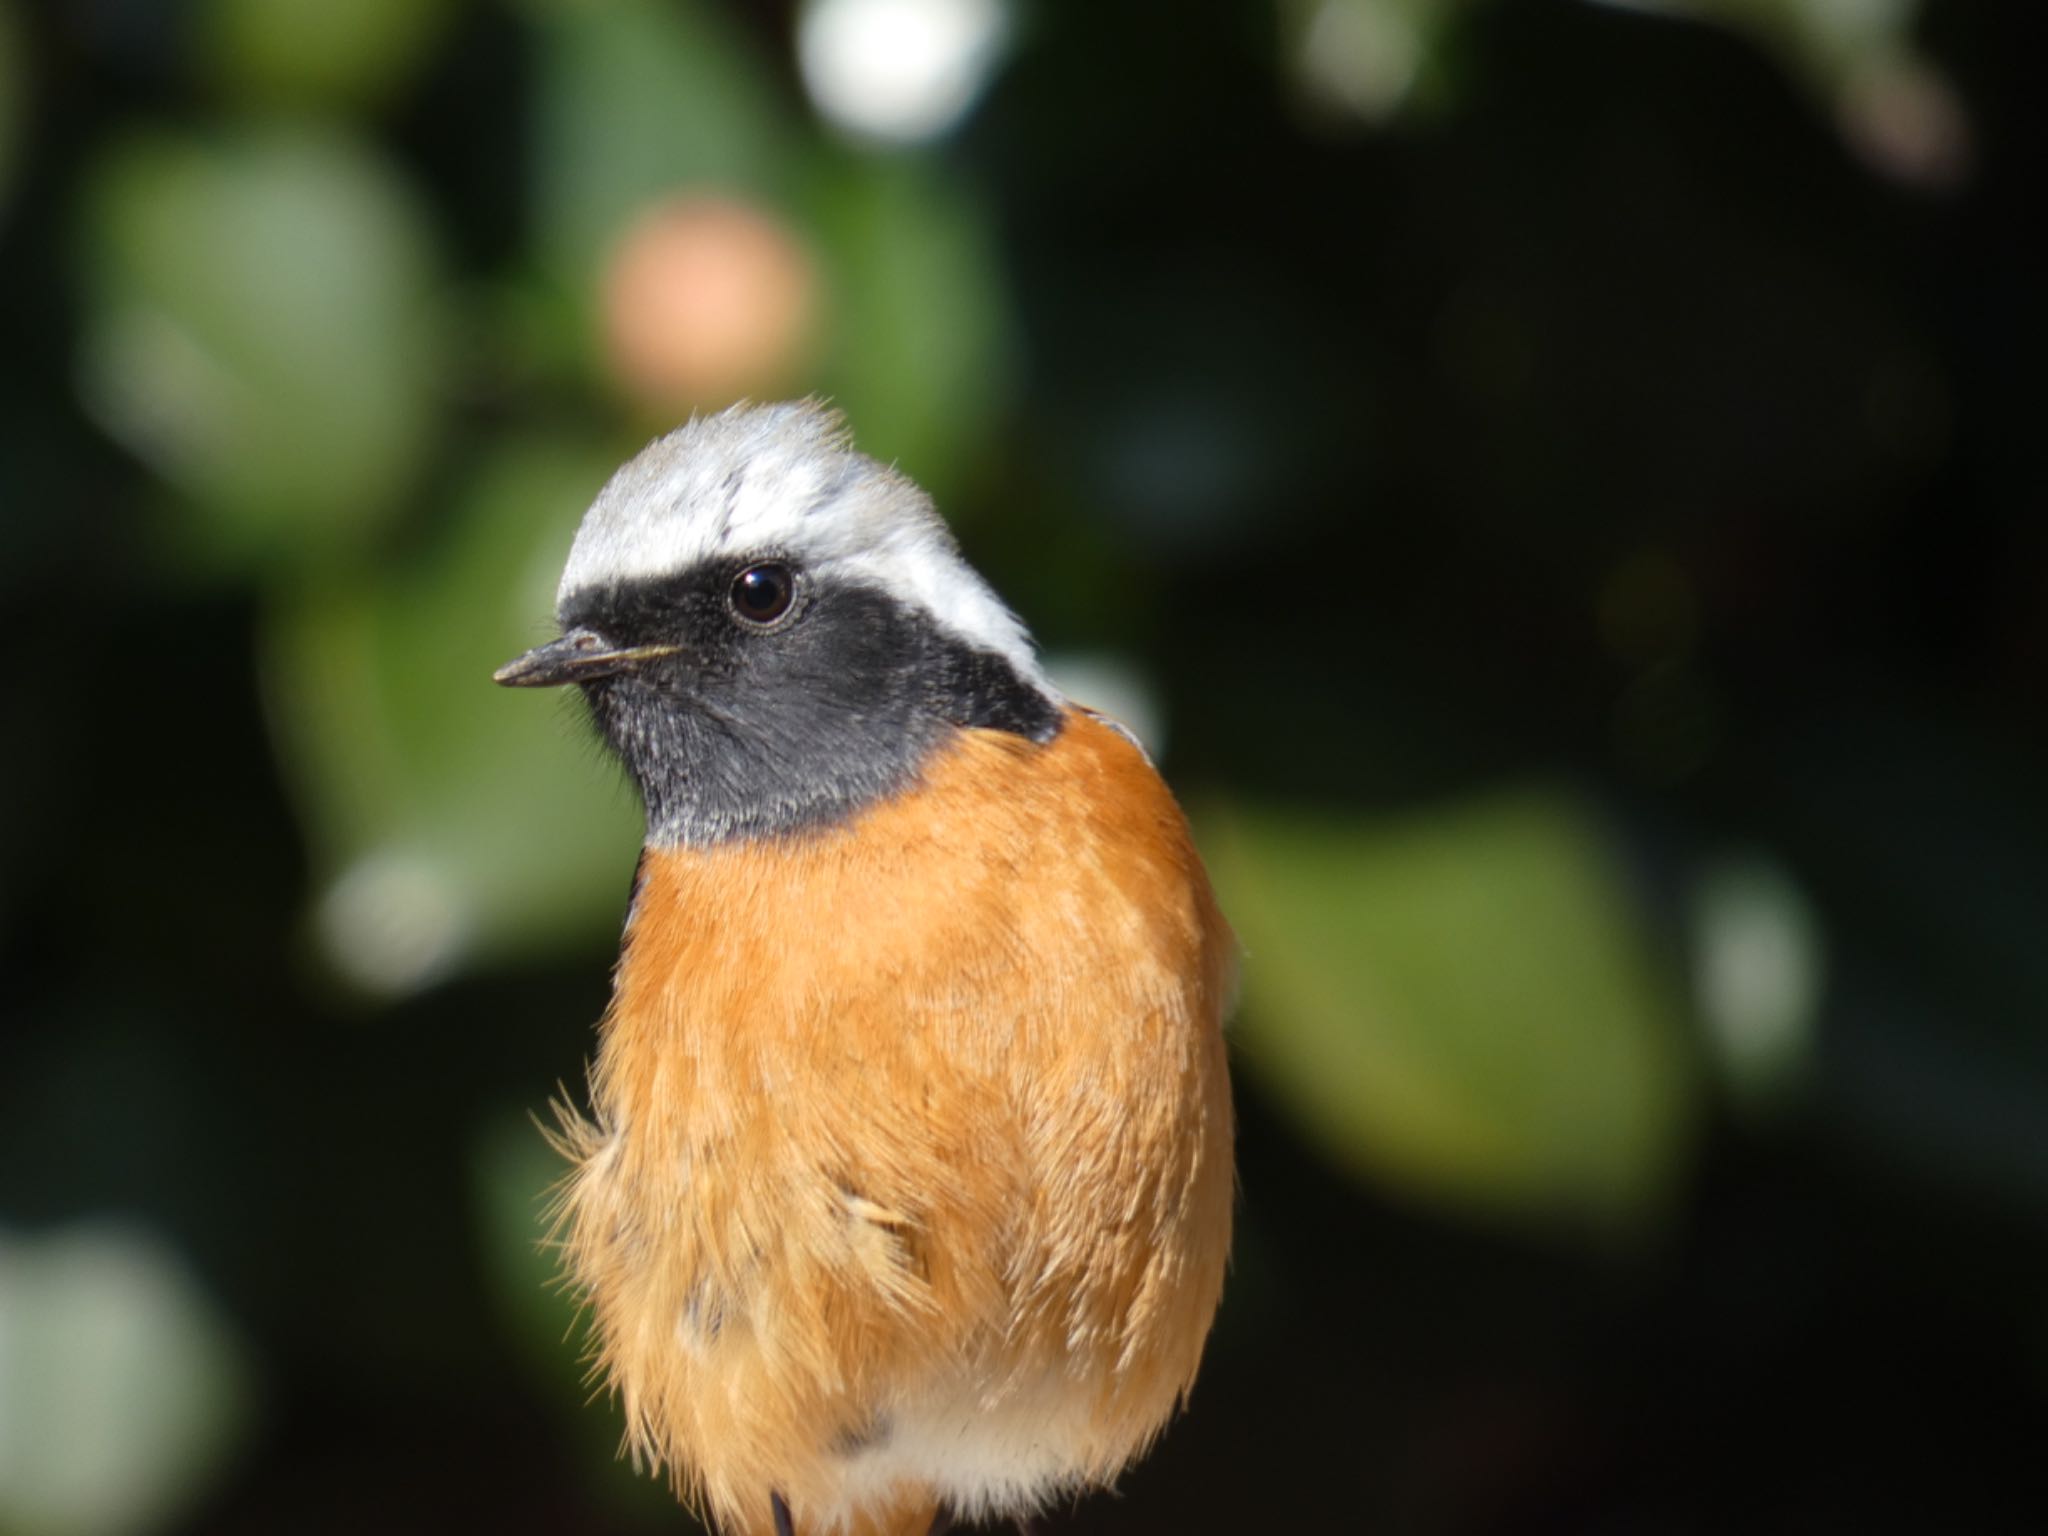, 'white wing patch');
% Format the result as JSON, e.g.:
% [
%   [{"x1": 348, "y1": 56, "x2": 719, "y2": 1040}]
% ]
[{"x1": 557, "y1": 401, "x2": 1055, "y2": 696}]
